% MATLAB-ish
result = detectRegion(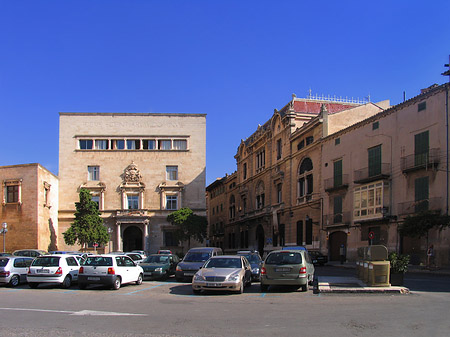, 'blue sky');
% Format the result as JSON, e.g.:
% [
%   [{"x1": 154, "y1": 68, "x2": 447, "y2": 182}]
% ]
[{"x1": 1, "y1": 0, "x2": 449, "y2": 185}]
